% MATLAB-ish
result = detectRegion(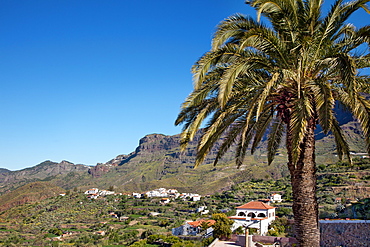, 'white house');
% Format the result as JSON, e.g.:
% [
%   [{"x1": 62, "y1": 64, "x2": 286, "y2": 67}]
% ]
[
  {"x1": 196, "y1": 206, "x2": 207, "y2": 213},
  {"x1": 172, "y1": 219, "x2": 215, "y2": 236},
  {"x1": 145, "y1": 188, "x2": 169, "y2": 198},
  {"x1": 100, "y1": 190, "x2": 115, "y2": 196},
  {"x1": 160, "y1": 198, "x2": 171, "y2": 204},
  {"x1": 192, "y1": 195, "x2": 202, "y2": 201},
  {"x1": 270, "y1": 193, "x2": 283, "y2": 203},
  {"x1": 84, "y1": 188, "x2": 99, "y2": 195},
  {"x1": 132, "y1": 192, "x2": 142, "y2": 198},
  {"x1": 229, "y1": 201, "x2": 276, "y2": 235}
]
